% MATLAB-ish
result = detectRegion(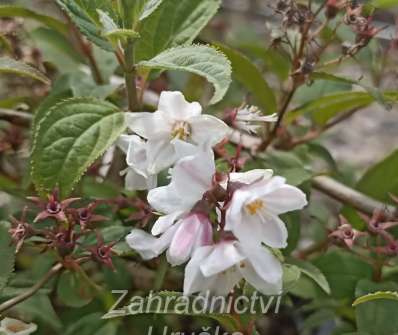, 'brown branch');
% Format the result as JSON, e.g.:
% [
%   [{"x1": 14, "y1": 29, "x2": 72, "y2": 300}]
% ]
[
  {"x1": 312, "y1": 176, "x2": 397, "y2": 218},
  {"x1": 0, "y1": 263, "x2": 63, "y2": 314}
]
